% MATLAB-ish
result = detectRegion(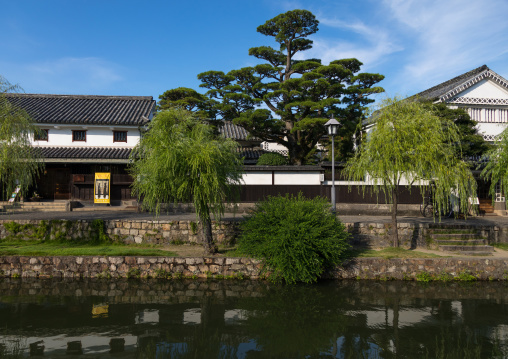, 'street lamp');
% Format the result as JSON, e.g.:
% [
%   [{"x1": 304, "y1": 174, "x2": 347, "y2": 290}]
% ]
[{"x1": 325, "y1": 116, "x2": 340, "y2": 214}]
